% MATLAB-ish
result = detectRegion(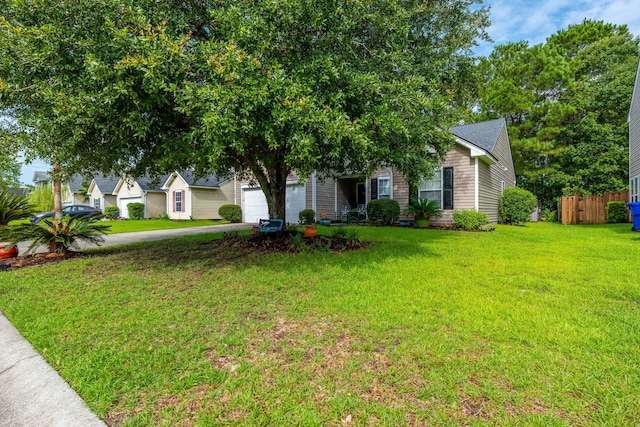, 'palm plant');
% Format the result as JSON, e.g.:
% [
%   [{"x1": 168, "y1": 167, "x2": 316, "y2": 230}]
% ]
[
  {"x1": 0, "y1": 214, "x2": 110, "y2": 255},
  {"x1": 405, "y1": 197, "x2": 443, "y2": 219},
  {"x1": 405, "y1": 197, "x2": 443, "y2": 228},
  {"x1": 0, "y1": 189, "x2": 34, "y2": 225}
]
